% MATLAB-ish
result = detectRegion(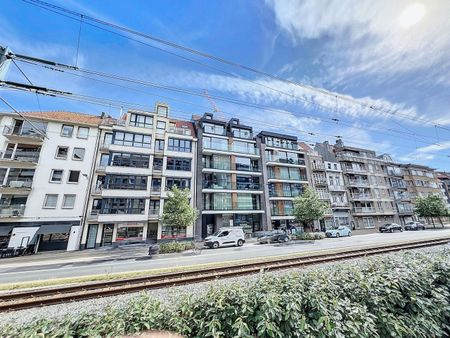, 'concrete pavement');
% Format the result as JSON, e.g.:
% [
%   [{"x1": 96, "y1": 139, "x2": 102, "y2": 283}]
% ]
[{"x1": 1, "y1": 229, "x2": 449, "y2": 284}]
